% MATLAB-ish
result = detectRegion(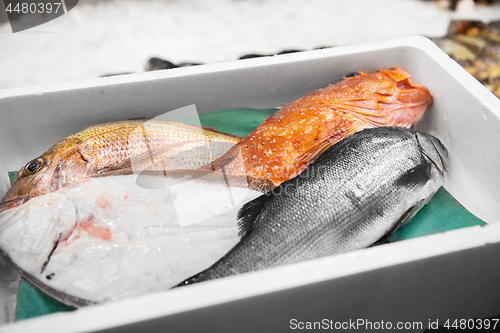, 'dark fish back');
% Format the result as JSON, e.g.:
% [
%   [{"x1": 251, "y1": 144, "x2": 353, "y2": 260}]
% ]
[{"x1": 177, "y1": 127, "x2": 447, "y2": 286}]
